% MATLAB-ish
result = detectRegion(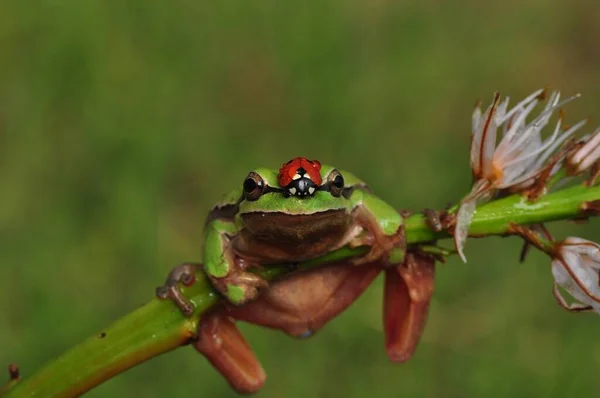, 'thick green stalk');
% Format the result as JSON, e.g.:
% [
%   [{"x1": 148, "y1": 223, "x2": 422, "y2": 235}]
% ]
[
  {"x1": 3, "y1": 183, "x2": 599, "y2": 398},
  {"x1": 405, "y1": 183, "x2": 600, "y2": 242},
  {"x1": 2, "y1": 277, "x2": 219, "y2": 398}
]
